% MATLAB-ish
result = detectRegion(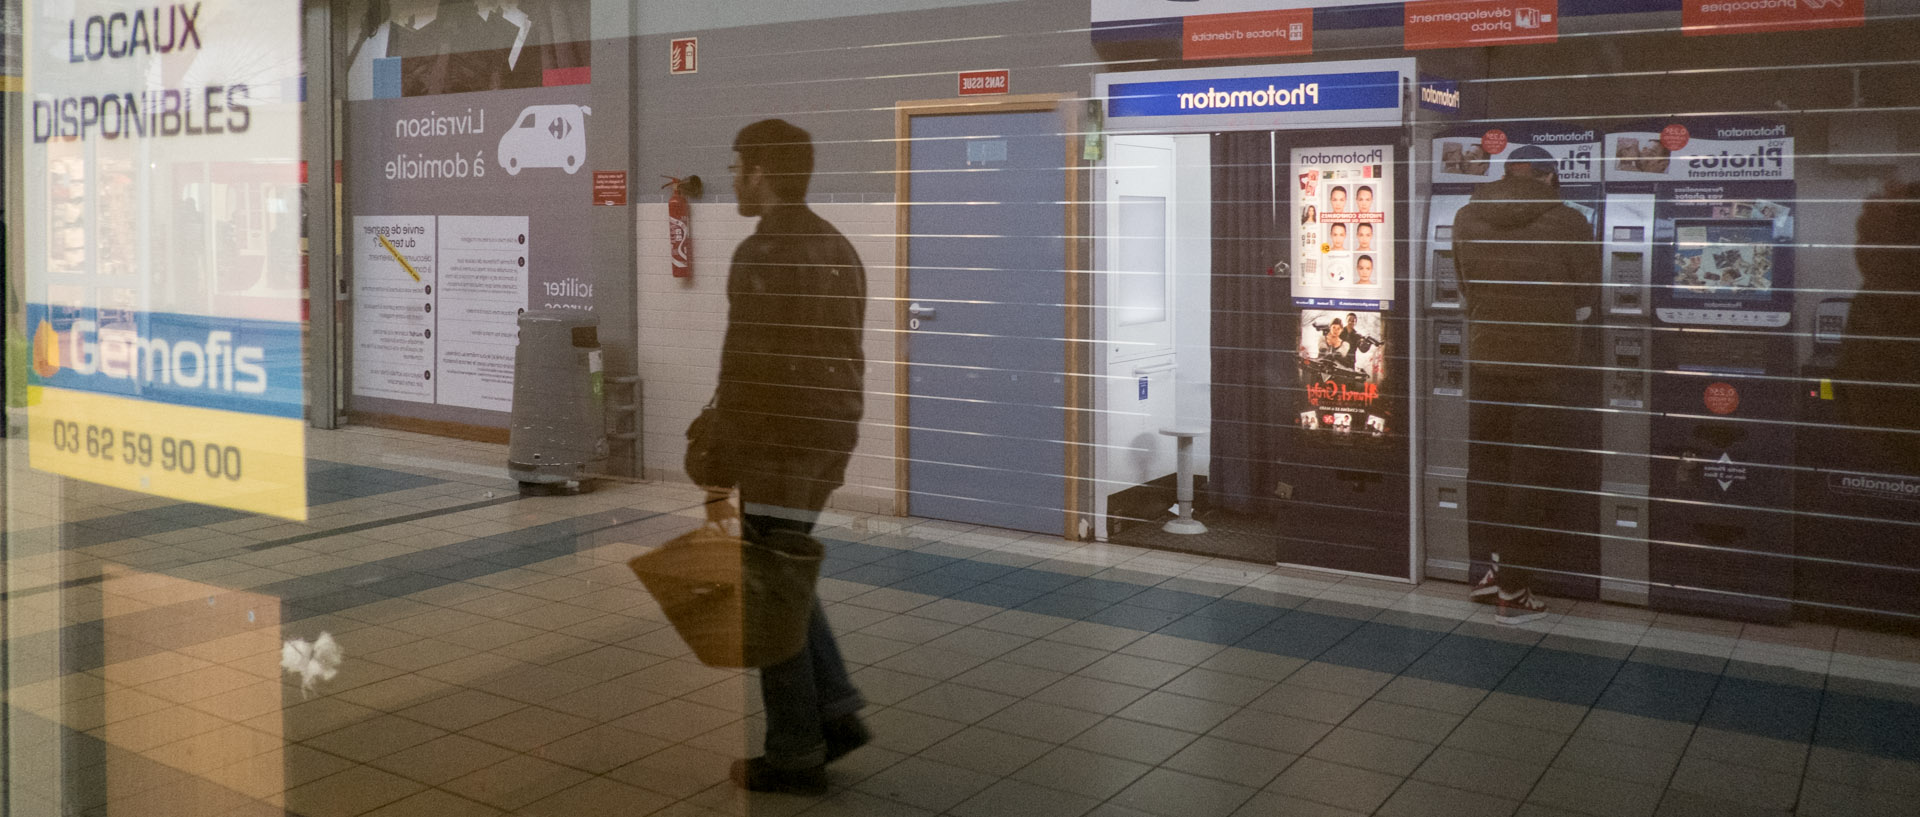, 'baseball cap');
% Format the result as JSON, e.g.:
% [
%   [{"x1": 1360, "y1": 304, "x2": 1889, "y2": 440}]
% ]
[{"x1": 1504, "y1": 144, "x2": 1557, "y2": 176}]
